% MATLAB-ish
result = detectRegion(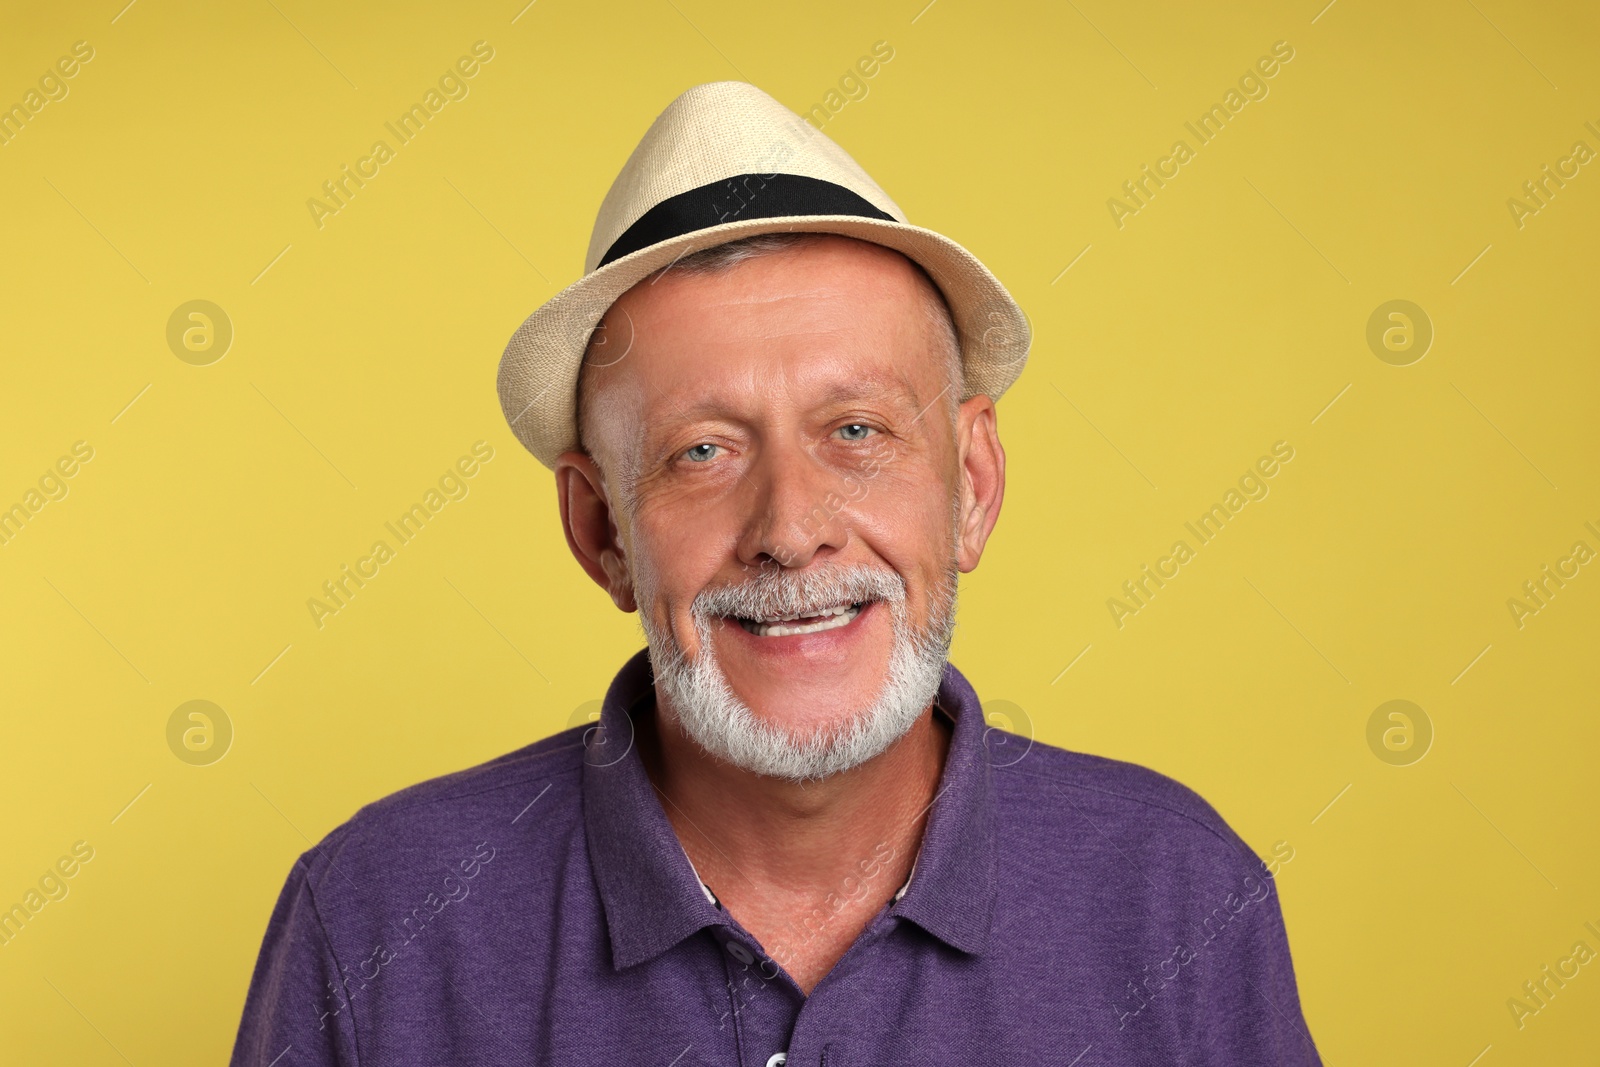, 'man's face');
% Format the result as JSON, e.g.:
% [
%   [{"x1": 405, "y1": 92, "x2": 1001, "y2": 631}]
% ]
[{"x1": 562, "y1": 236, "x2": 1003, "y2": 770}]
